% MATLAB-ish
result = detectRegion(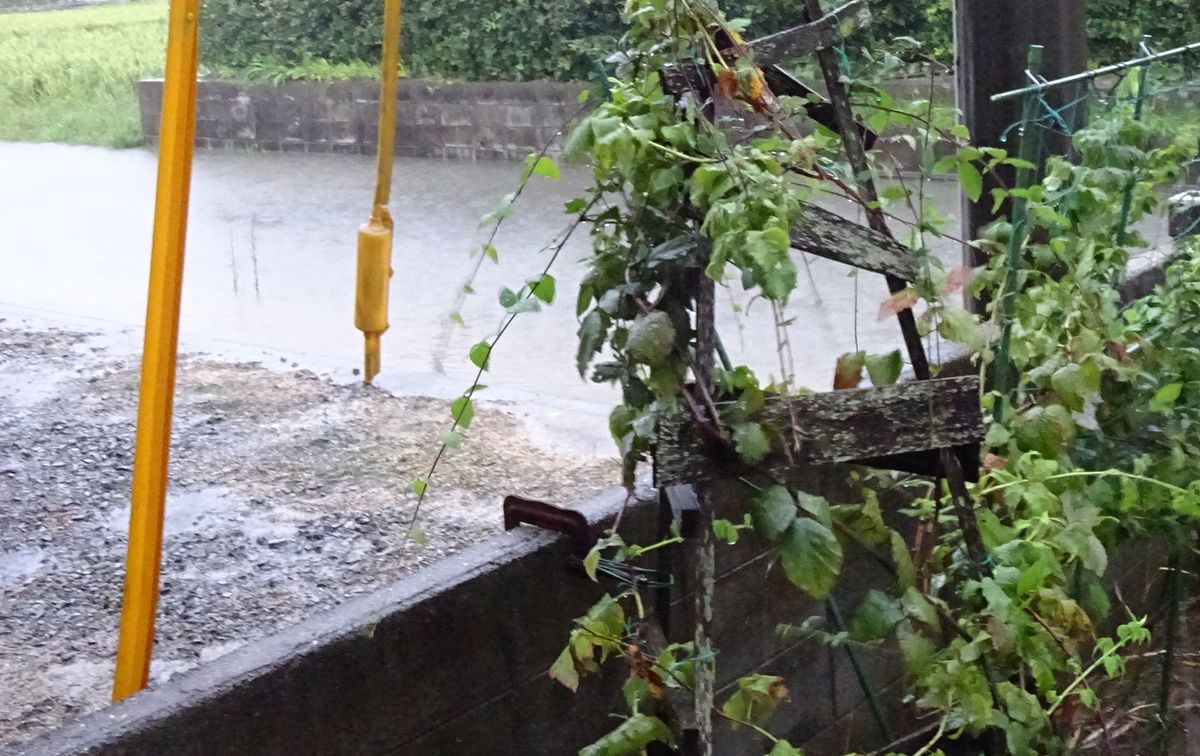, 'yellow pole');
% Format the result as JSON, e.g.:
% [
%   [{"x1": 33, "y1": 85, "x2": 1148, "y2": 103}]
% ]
[
  {"x1": 112, "y1": 0, "x2": 200, "y2": 701},
  {"x1": 354, "y1": 0, "x2": 403, "y2": 383}
]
